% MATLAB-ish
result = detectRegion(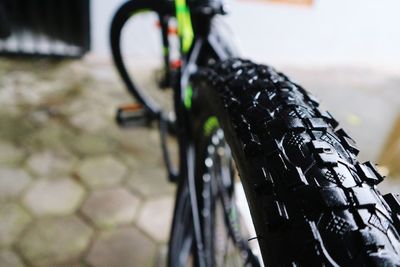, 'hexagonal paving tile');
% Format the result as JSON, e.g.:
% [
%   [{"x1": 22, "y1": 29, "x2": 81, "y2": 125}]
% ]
[
  {"x1": 76, "y1": 155, "x2": 127, "y2": 188},
  {"x1": 0, "y1": 112, "x2": 36, "y2": 145},
  {"x1": 0, "y1": 203, "x2": 31, "y2": 247},
  {"x1": 22, "y1": 177, "x2": 85, "y2": 216},
  {"x1": 0, "y1": 142, "x2": 24, "y2": 165},
  {"x1": 0, "y1": 250, "x2": 26, "y2": 267},
  {"x1": 127, "y1": 168, "x2": 175, "y2": 198},
  {"x1": 26, "y1": 150, "x2": 76, "y2": 177},
  {"x1": 17, "y1": 215, "x2": 93, "y2": 267},
  {"x1": 64, "y1": 91, "x2": 115, "y2": 133},
  {"x1": 137, "y1": 196, "x2": 174, "y2": 242},
  {"x1": 86, "y1": 227, "x2": 157, "y2": 267},
  {"x1": 70, "y1": 133, "x2": 118, "y2": 156},
  {"x1": 154, "y1": 245, "x2": 168, "y2": 267},
  {"x1": 50, "y1": 262, "x2": 89, "y2": 267},
  {"x1": 81, "y1": 187, "x2": 140, "y2": 229},
  {"x1": 0, "y1": 168, "x2": 32, "y2": 200},
  {"x1": 111, "y1": 128, "x2": 167, "y2": 167},
  {"x1": 69, "y1": 108, "x2": 110, "y2": 133},
  {"x1": 112, "y1": 128, "x2": 160, "y2": 156},
  {"x1": 27, "y1": 122, "x2": 77, "y2": 152}
]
